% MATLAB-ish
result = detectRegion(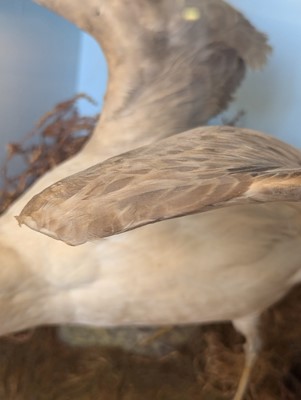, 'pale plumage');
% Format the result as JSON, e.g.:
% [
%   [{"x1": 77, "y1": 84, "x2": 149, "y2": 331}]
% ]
[
  {"x1": 16, "y1": 126, "x2": 301, "y2": 400},
  {"x1": 36, "y1": 0, "x2": 271, "y2": 153},
  {"x1": 0, "y1": 1, "x2": 272, "y2": 399},
  {"x1": 0, "y1": 0, "x2": 271, "y2": 334}
]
